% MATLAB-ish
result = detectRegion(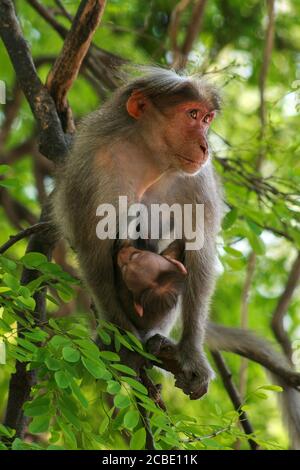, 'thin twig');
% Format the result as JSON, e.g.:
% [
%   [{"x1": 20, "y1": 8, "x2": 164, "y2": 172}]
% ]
[
  {"x1": 239, "y1": 252, "x2": 256, "y2": 398},
  {"x1": 211, "y1": 350, "x2": 258, "y2": 450},
  {"x1": 271, "y1": 252, "x2": 300, "y2": 360},
  {"x1": 181, "y1": 424, "x2": 231, "y2": 443},
  {"x1": 0, "y1": 222, "x2": 51, "y2": 254}
]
